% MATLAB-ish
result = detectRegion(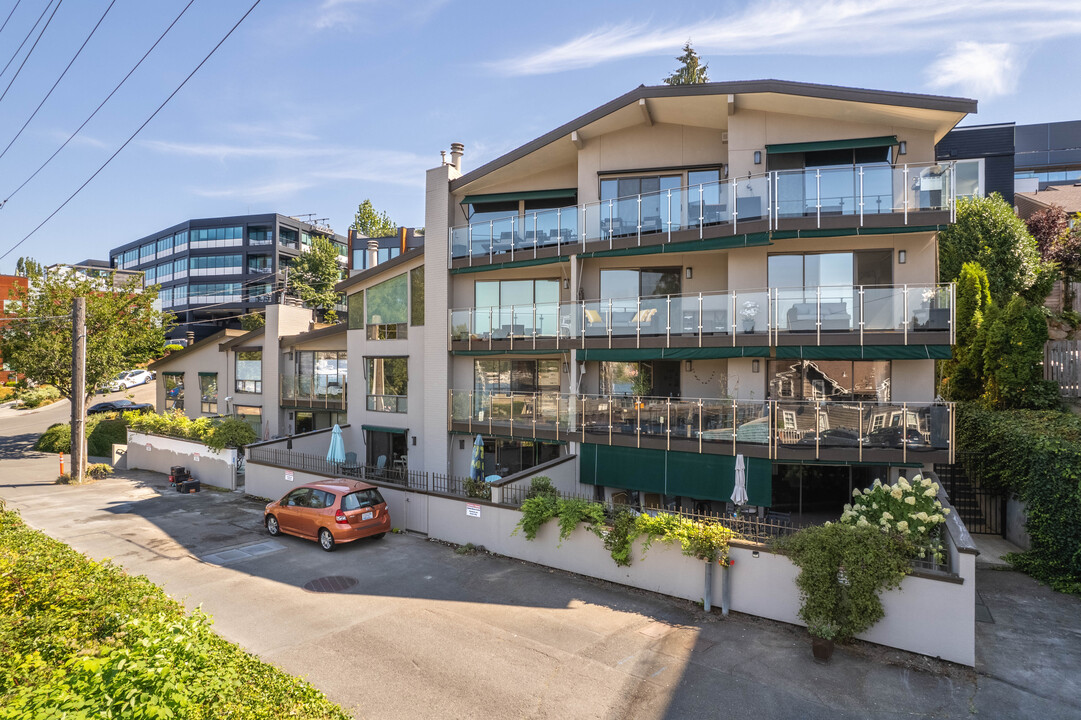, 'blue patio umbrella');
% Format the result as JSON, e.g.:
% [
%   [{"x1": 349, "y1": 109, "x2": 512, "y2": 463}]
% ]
[
  {"x1": 327, "y1": 424, "x2": 346, "y2": 464},
  {"x1": 470, "y1": 434, "x2": 484, "y2": 481}
]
